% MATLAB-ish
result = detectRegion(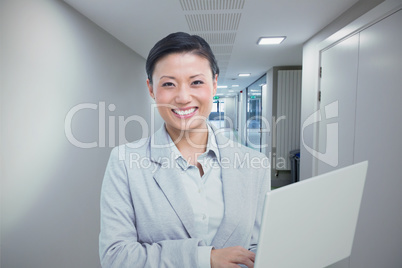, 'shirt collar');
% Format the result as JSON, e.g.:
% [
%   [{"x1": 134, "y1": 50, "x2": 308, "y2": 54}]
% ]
[{"x1": 154, "y1": 123, "x2": 221, "y2": 167}]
